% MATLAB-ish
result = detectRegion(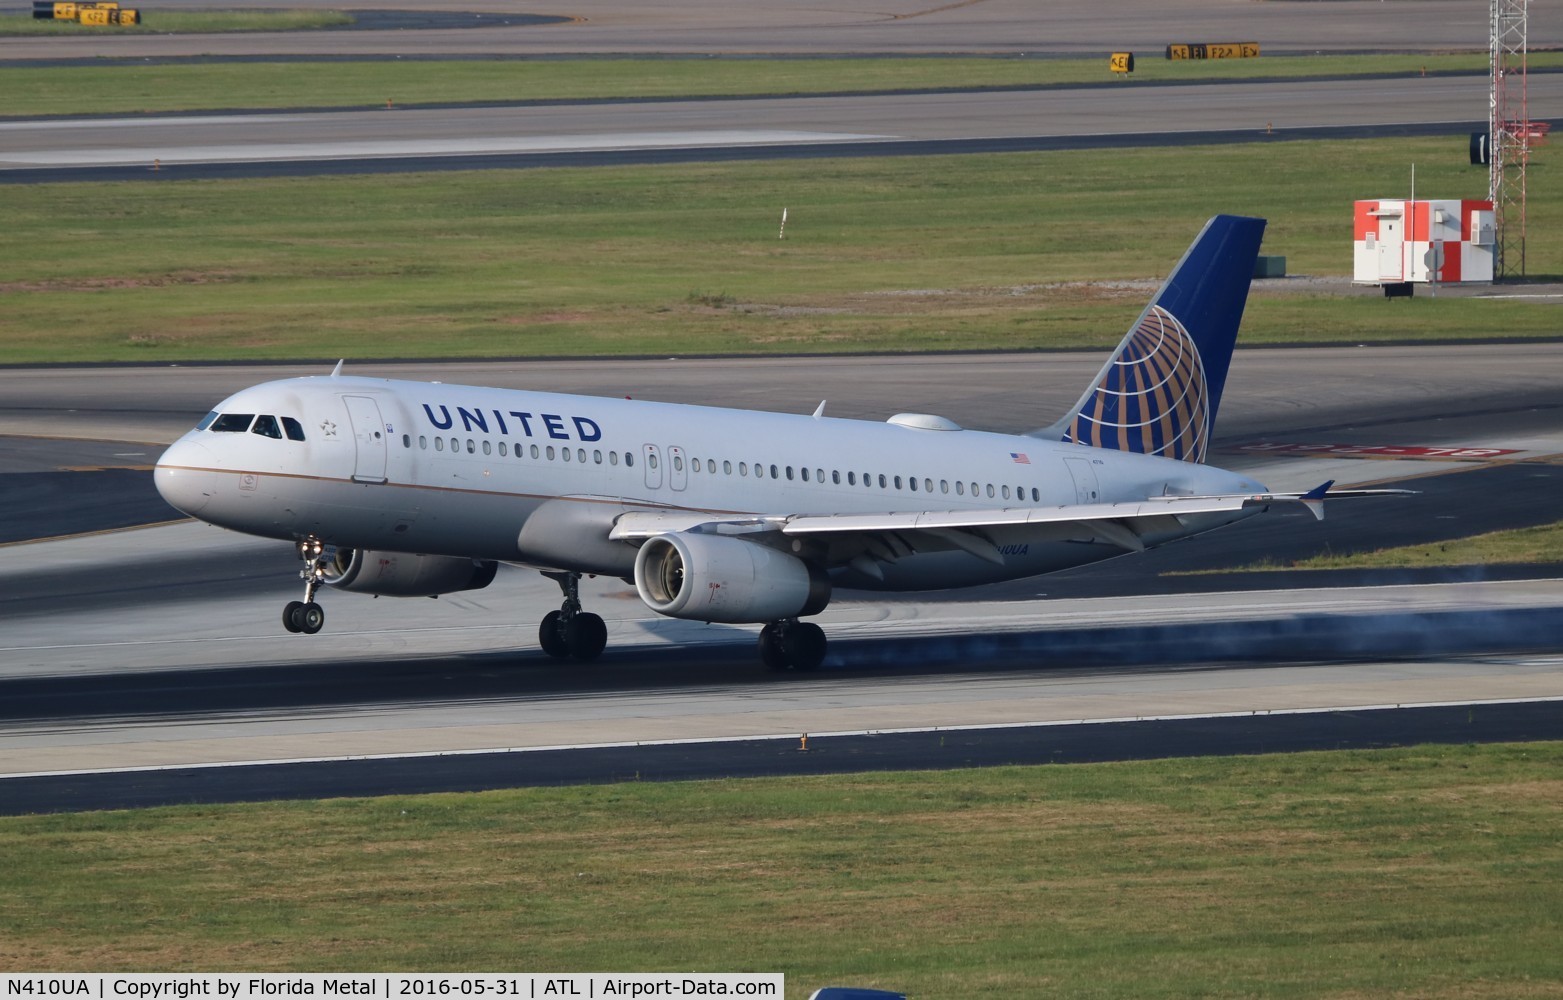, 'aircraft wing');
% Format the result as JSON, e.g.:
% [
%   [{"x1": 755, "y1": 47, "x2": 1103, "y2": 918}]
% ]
[{"x1": 609, "y1": 482, "x2": 1413, "y2": 566}]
